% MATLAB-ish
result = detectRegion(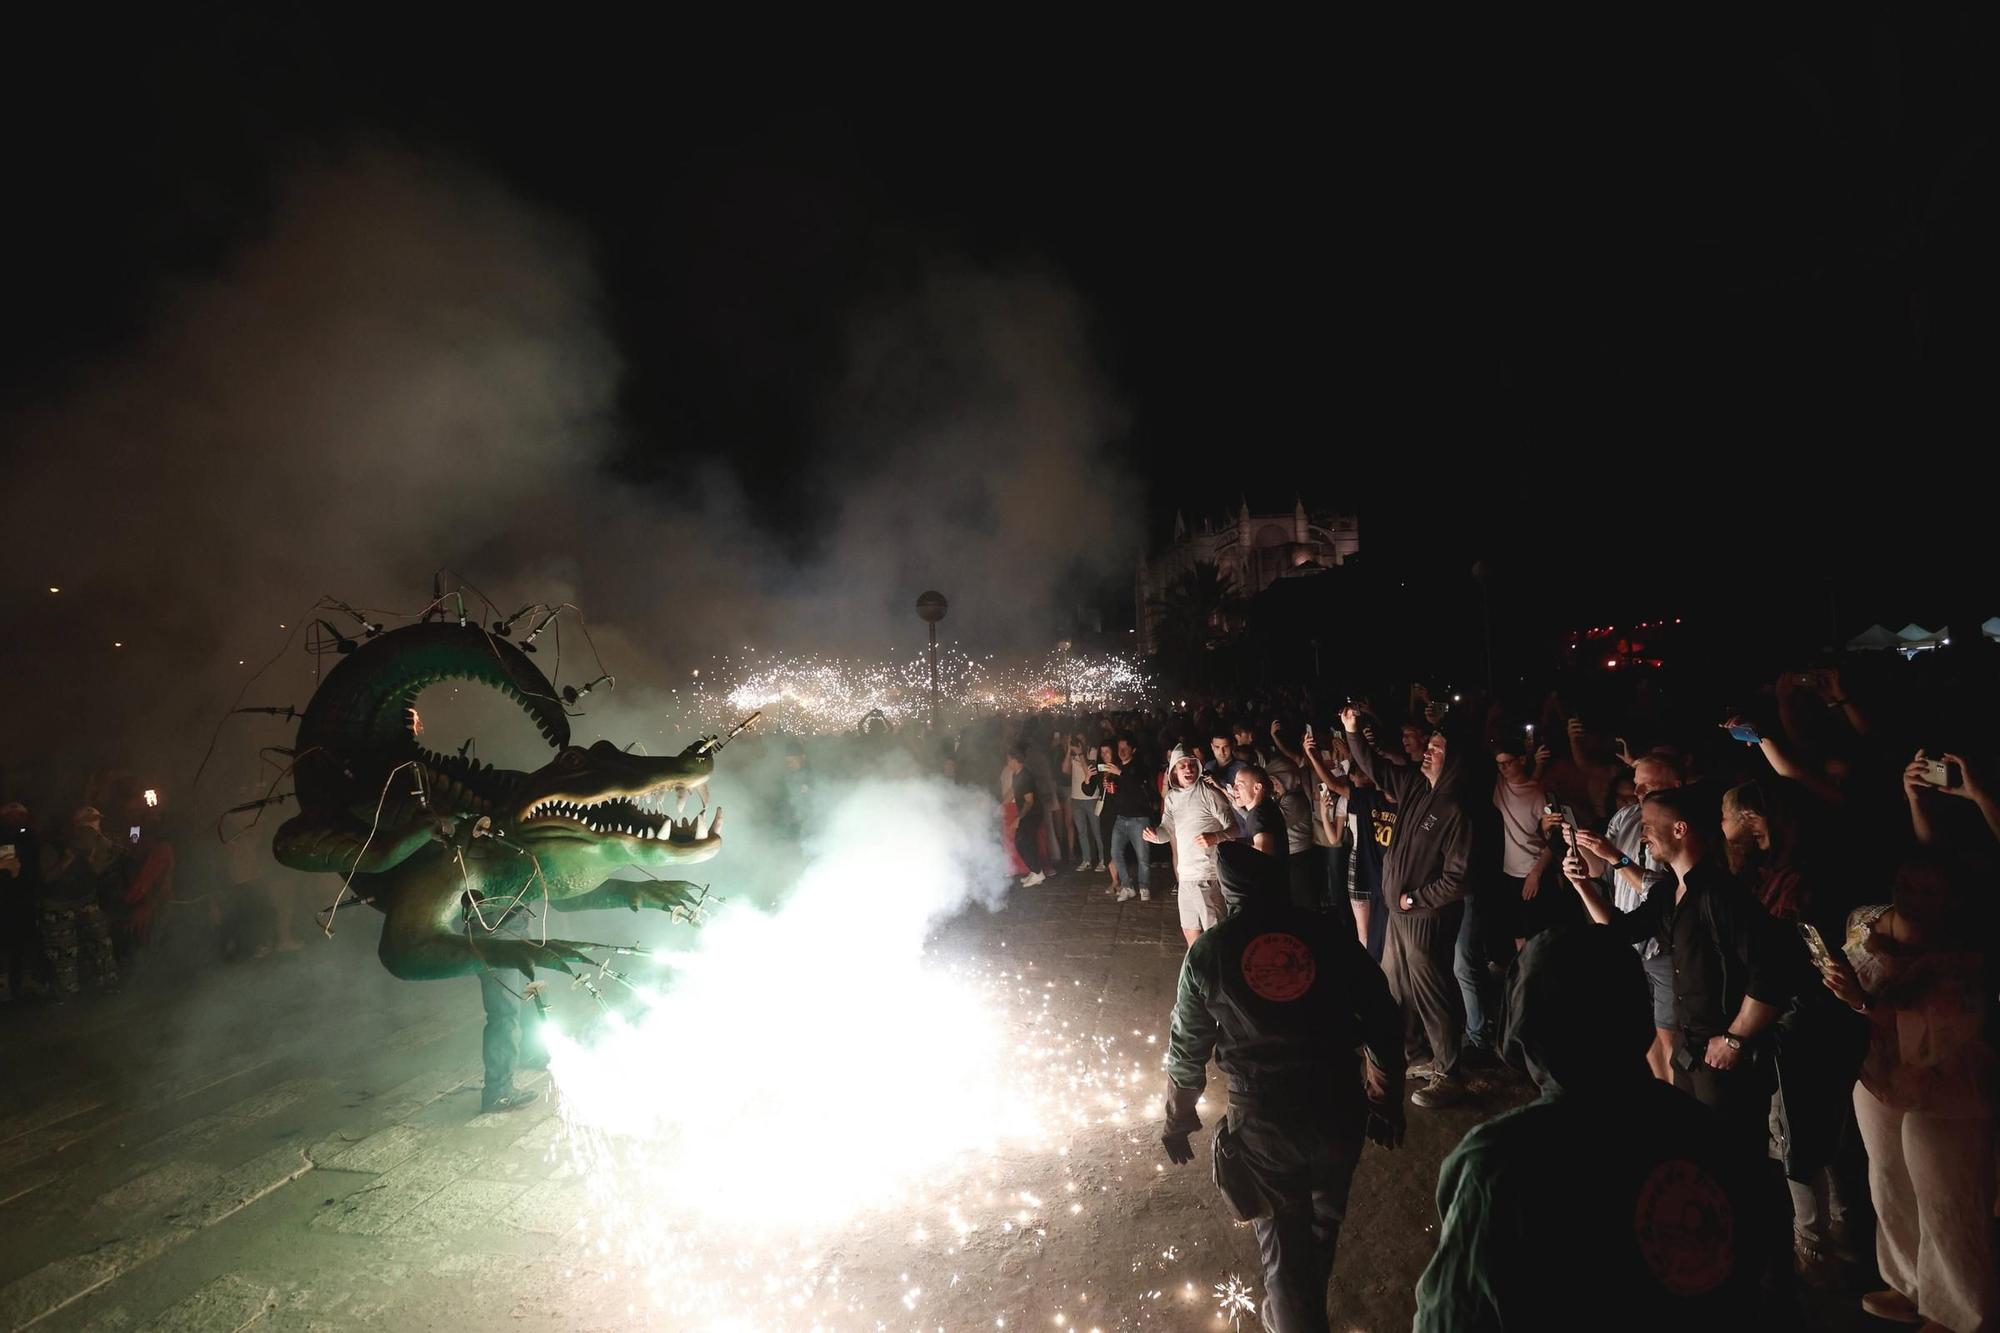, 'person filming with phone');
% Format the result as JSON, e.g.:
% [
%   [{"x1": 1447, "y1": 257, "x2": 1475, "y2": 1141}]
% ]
[
  {"x1": 1340, "y1": 702, "x2": 1474, "y2": 1110},
  {"x1": 1560, "y1": 784, "x2": 1796, "y2": 1296}
]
